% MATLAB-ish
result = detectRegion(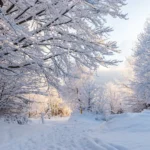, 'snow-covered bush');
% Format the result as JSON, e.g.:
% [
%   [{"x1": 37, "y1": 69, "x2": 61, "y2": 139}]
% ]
[
  {"x1": 28, "y1": 88, "x2": 72, "y2": 118},
  {"x1": 3, "y1": 114, "x2": 28, "y2": 125},
  {"x1": 47, "y1": 99, "x2": 71, "y2": 117},
  {"x1": 0, "y1": 75, "x2": 33, "y2": 119}
]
